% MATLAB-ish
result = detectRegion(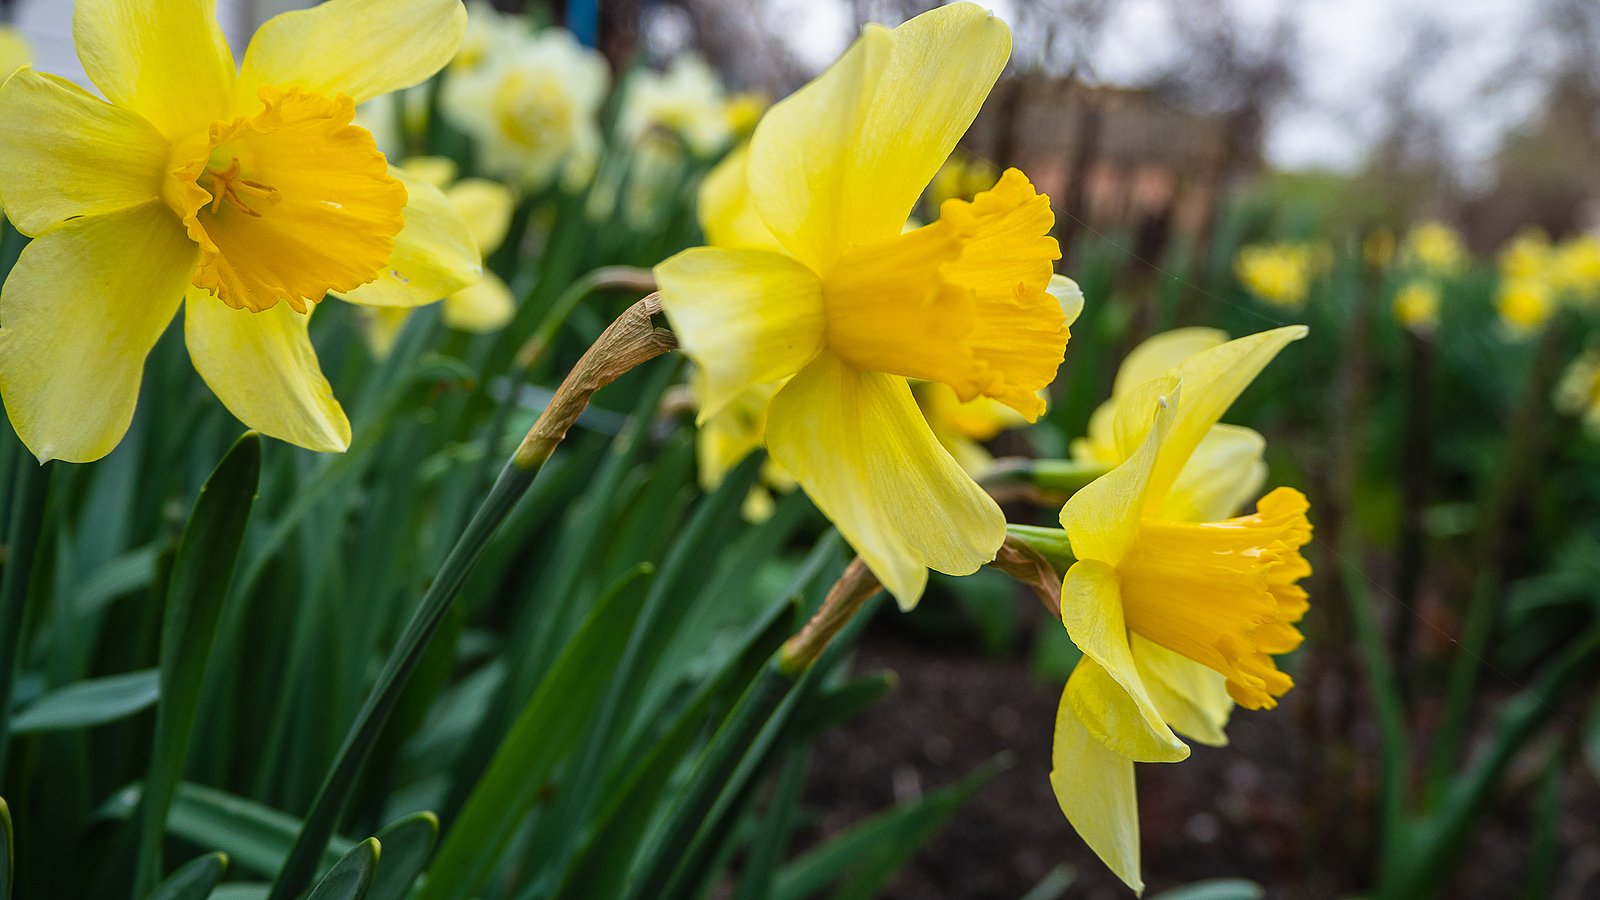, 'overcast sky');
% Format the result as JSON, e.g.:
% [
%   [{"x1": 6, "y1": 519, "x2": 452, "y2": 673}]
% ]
[{"x1": 763, "y1": 0, "x2": 1551, "y2": 175}]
